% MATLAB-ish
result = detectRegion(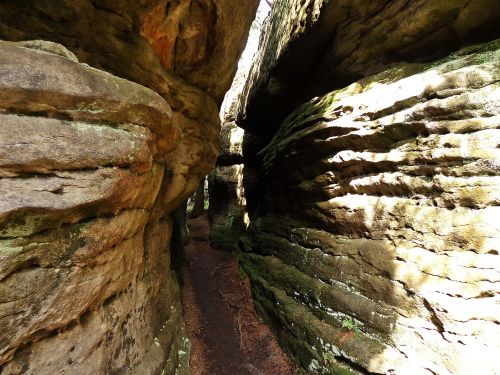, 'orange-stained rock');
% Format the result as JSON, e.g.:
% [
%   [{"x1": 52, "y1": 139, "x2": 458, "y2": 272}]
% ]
[
  {"x1": 0, "y1": 0, "x2": 258, "y2": 373},
  {"x1": 141, "y1": 0, "x2": 259, "y2": 102}
]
